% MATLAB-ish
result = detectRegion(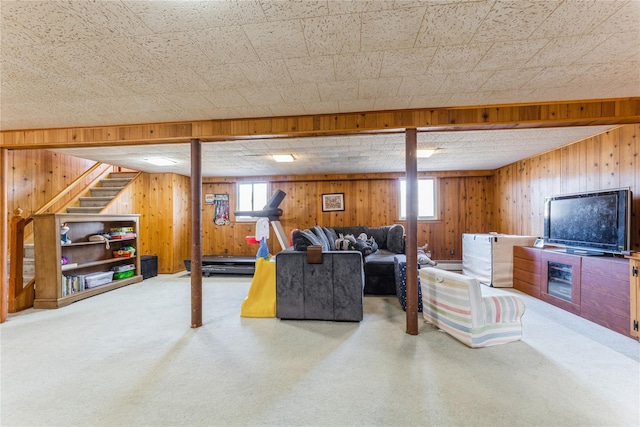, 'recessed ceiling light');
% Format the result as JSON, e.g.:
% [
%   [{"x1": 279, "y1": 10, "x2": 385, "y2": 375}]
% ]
[
  {"x1": 145, "y1": 158, "x2": 177, "y2": 166},
  {"x1": 272, "y1": 154, "x2": 294, "y2": 162},
  {"x1": 417, "y1": 149, "x2": 436, "y2": 158}
]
